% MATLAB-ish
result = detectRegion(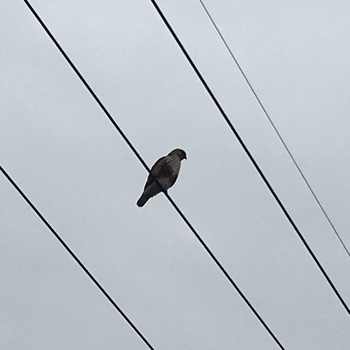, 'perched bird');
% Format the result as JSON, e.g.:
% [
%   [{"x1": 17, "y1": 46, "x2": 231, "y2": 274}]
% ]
[{"x1": 137, "y1": 148, "x2": 187, "y2": 207}]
